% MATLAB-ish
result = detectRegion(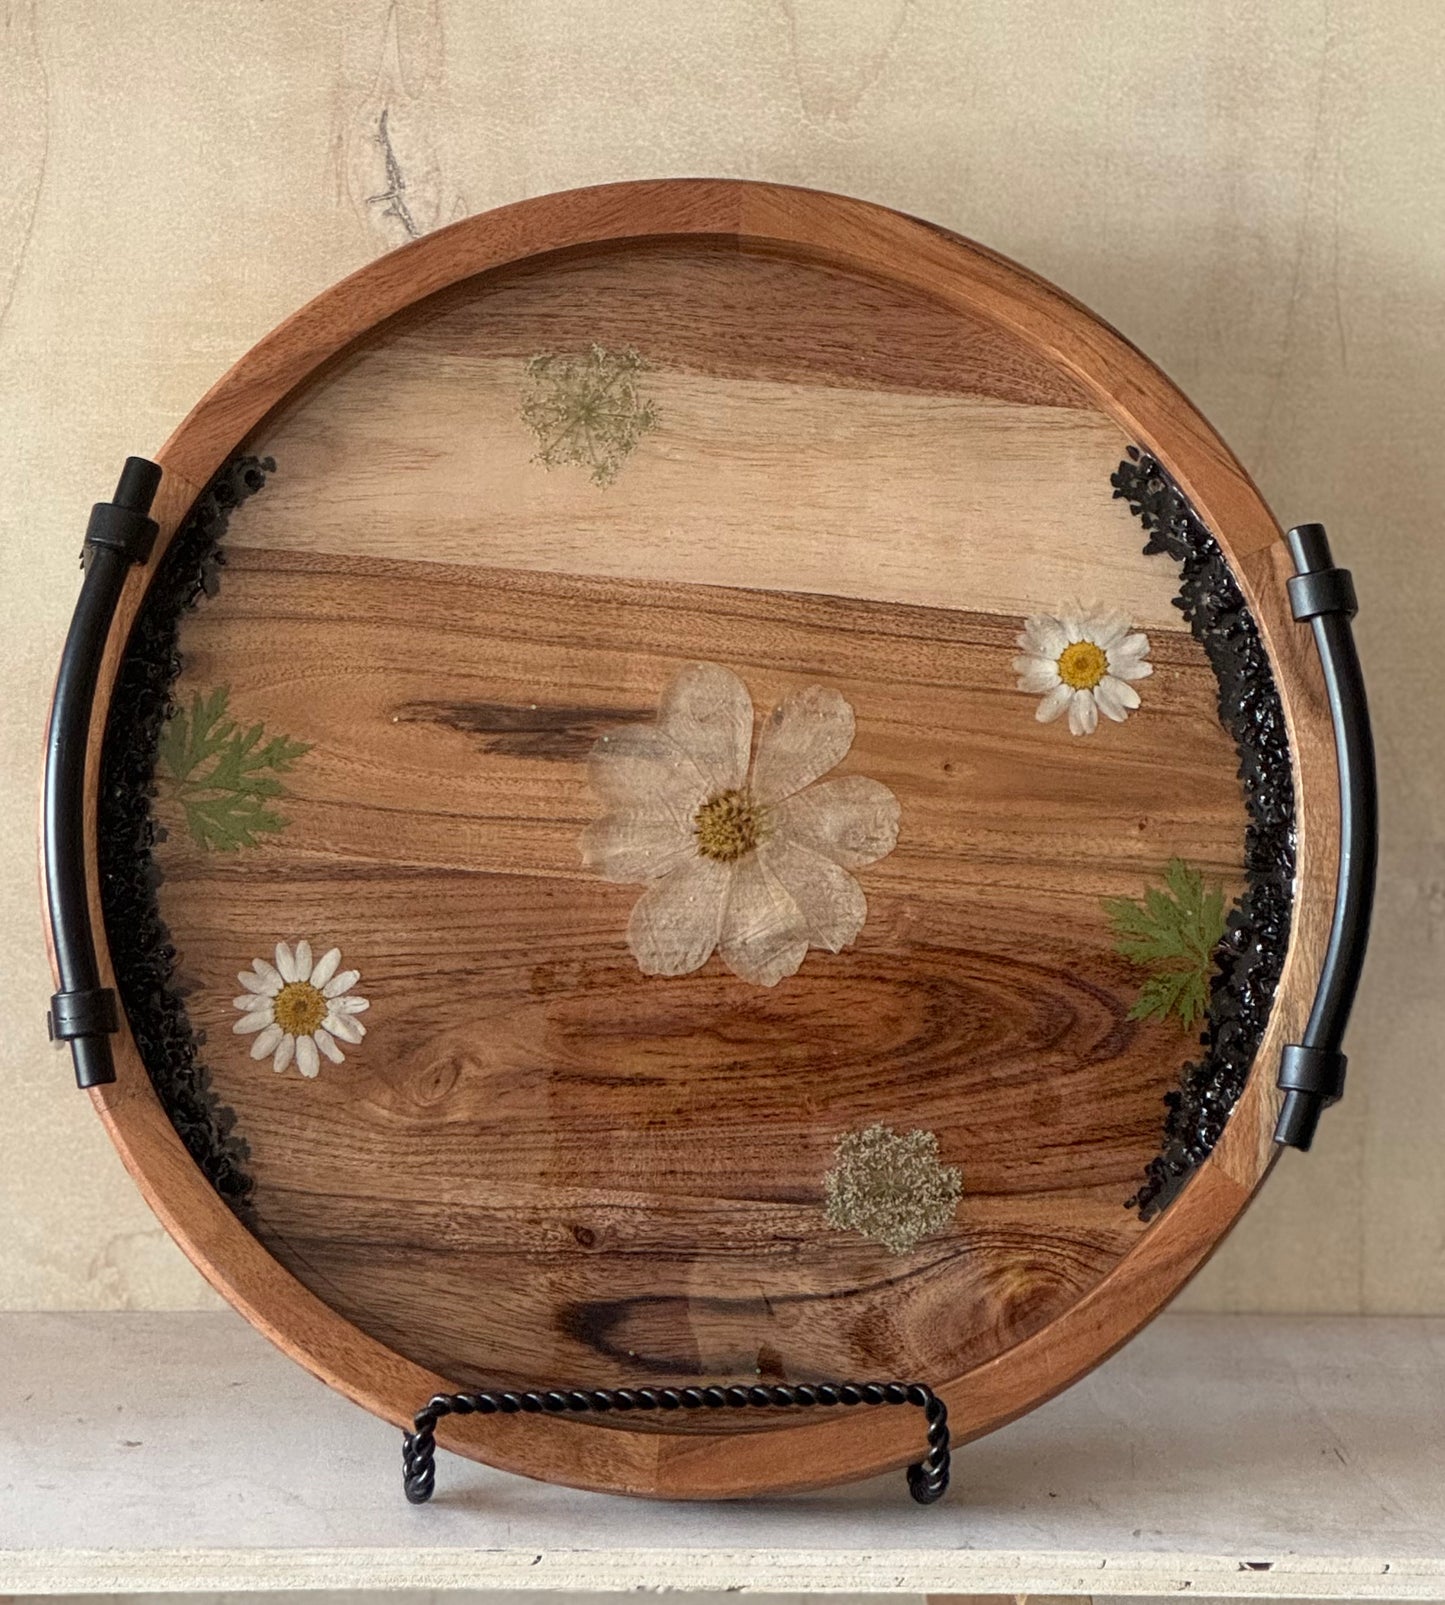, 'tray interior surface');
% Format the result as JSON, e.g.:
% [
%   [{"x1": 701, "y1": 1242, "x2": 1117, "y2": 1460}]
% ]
[{"x1": 141, "y1": 236, "x2": 1251, "y2": 1423}]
